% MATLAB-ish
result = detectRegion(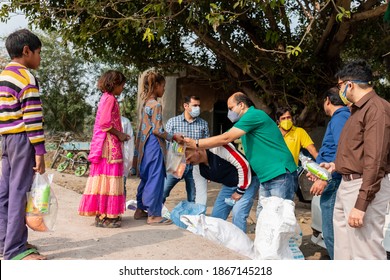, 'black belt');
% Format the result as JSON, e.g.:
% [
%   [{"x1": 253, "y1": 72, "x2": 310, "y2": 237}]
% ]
[{"x1": 342, "y1": 174, "x2": 362, "y2": 181}]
